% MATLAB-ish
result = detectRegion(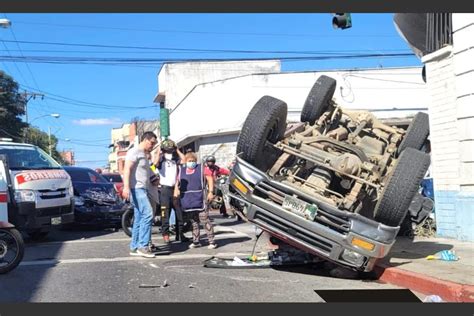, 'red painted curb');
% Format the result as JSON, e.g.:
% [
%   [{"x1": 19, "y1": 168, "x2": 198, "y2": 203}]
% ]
[{"x1": 375, "y1": 263, "x2": 474, "y2": 302}]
